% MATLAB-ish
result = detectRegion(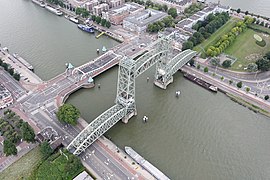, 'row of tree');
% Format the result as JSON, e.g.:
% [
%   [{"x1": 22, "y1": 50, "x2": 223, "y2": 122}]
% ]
[
  {"x1": 1, "y1": 110, "x2": 35, "y2": 156},
  {"x1": 206, "y1": 16, "x2": 254, "y2": 57},
  {"x1": 182, "y1": 12, "x2": 230, "y2": 50},
  {"x1": 147, "y1": 16, "x2": 175, "y2": 32},
  {"x1": 75, "y1": 7, "x2": 90, "y2": 18},
  {"x1": 91, "y1": 15, "x2": 111, "y2": 28},
  {"x1": 0, "y1": 59, "x2": 20, "y2": 81}
]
